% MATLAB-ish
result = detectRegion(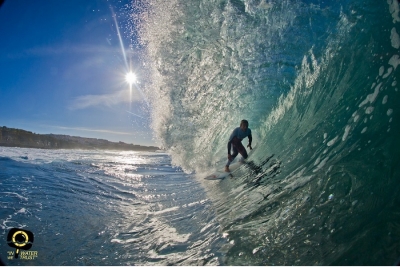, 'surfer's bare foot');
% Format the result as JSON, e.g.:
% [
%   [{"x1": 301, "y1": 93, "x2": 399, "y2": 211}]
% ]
[{"x1": 225, "y1": 166, "x2": 230, "y2": 172}]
